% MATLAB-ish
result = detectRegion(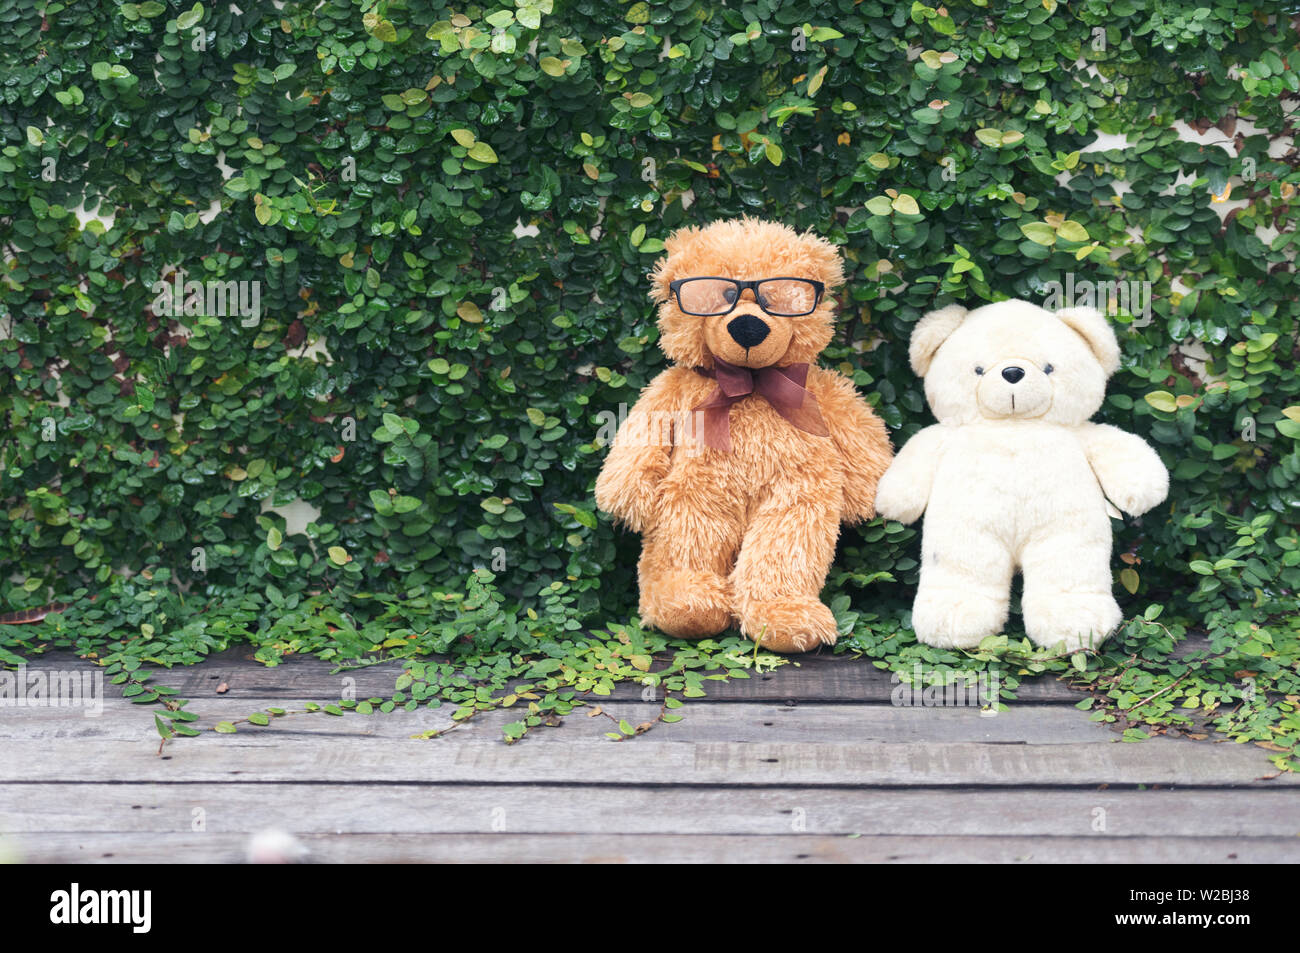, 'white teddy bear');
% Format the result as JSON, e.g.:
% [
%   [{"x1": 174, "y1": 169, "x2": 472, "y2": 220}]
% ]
[{"x1": 875, "y1": 299, "x2": 1169, "y2": 652}]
